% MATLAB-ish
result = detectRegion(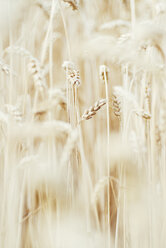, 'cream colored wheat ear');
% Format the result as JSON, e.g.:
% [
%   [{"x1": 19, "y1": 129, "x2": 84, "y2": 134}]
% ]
[
  {"x1": 80, "y1": 99, "x2": 106, "y2": 122},
  {"x1": 63, "y1": 0, "x2": 79, "y2": 10}
]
